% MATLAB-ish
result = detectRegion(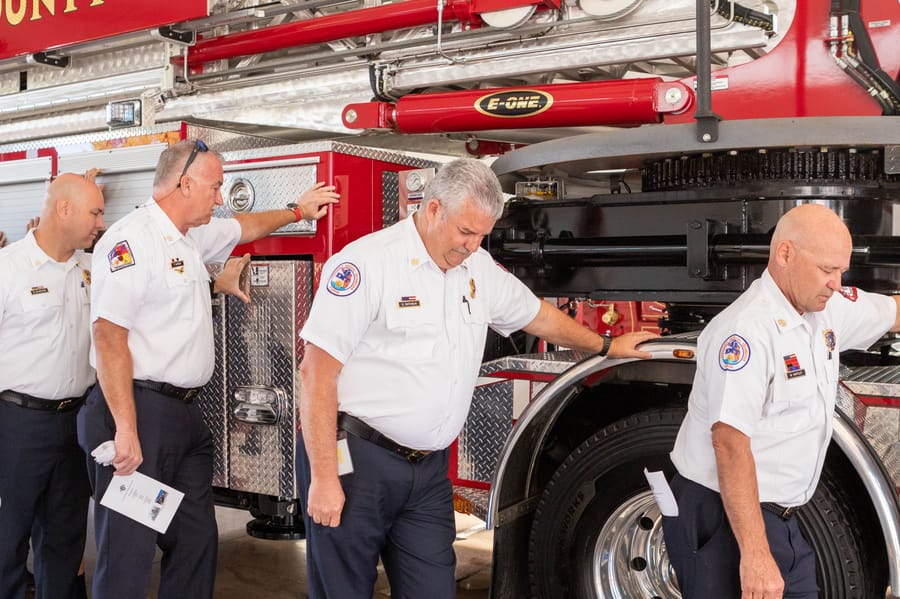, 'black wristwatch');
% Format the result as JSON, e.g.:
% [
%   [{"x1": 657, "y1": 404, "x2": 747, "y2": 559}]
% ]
[{"x1": 598, "y1": 335, "x2": 611, "y2": 357}]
